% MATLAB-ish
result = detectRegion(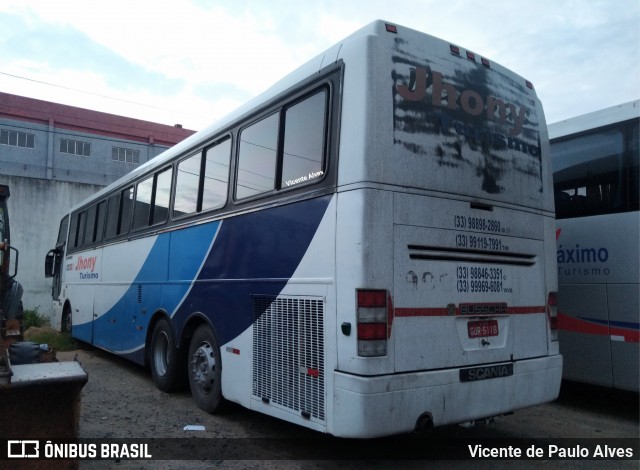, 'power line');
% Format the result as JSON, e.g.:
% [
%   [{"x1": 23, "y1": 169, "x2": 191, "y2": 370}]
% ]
[
  {"x1": 0, "y1": 70, "x2": 216, "y2": 126},
  {"x1": 0, "y1": 71, "x2": 174, "y2": 113}
]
